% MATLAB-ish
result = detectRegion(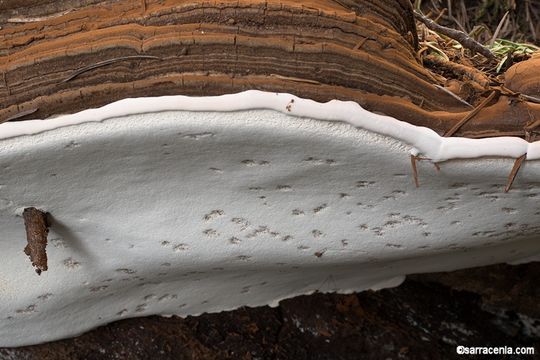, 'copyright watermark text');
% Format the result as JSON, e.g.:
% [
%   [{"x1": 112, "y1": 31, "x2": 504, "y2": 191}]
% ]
[{"x1": 456, "y1": 346, "x2": 535, "y2": 356}]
